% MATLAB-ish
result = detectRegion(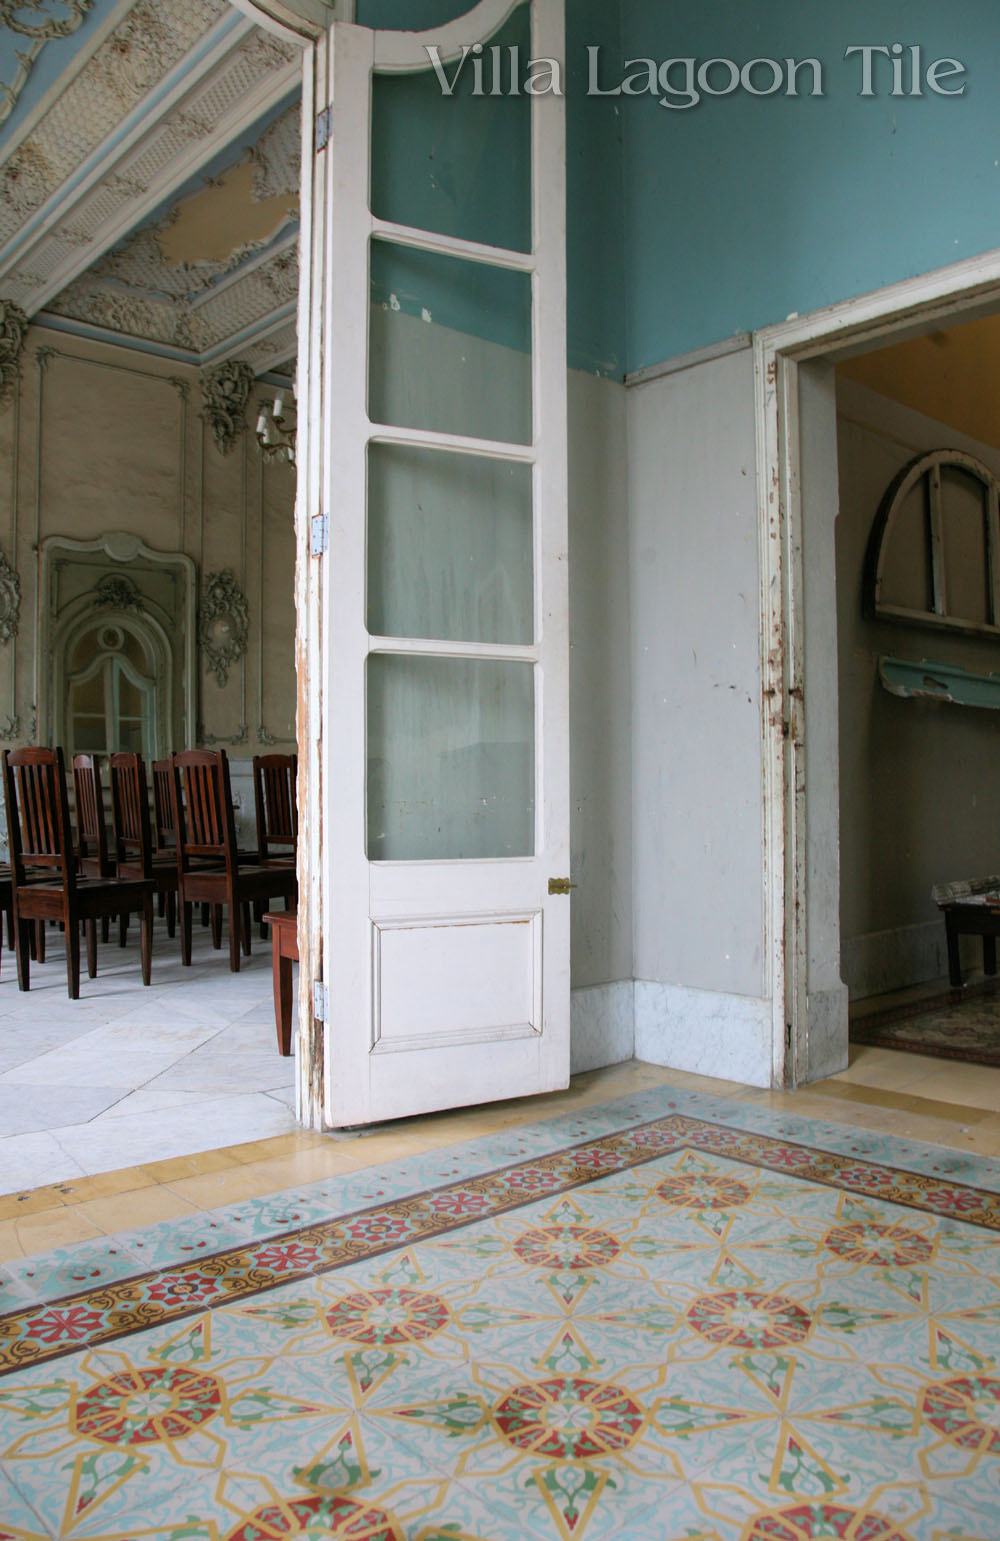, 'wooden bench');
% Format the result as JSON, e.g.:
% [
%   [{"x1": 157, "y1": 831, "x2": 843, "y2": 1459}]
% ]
[
  {"x1": 932, "y1": 876, "x2": 1000, "y2": 988},
  {"x1": 264, "y1": 908, "x2": 298, "y2": 1055}
]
